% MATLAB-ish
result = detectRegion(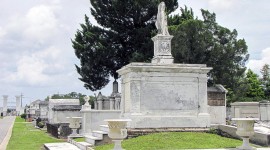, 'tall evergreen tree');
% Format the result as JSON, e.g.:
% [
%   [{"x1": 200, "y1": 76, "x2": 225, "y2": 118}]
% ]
[
  {"x1": 227, "y1": 69, "x2": 265, "y2": 103},
  {"x1": 261, "y1": 64, "x2": 270, "y2": 98},
  {"x1": 169, "y1": 8, "x2": 249, "y2": 91},
  {"x1": 261, "y1": 64, "x2": 270, "y2": 81},
  {"x1": 245, "y1": 69, "x2": 264, "y2": 98},
  {"x1": 72, "y1": 0, "x2": 178, "y2": 91}
]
